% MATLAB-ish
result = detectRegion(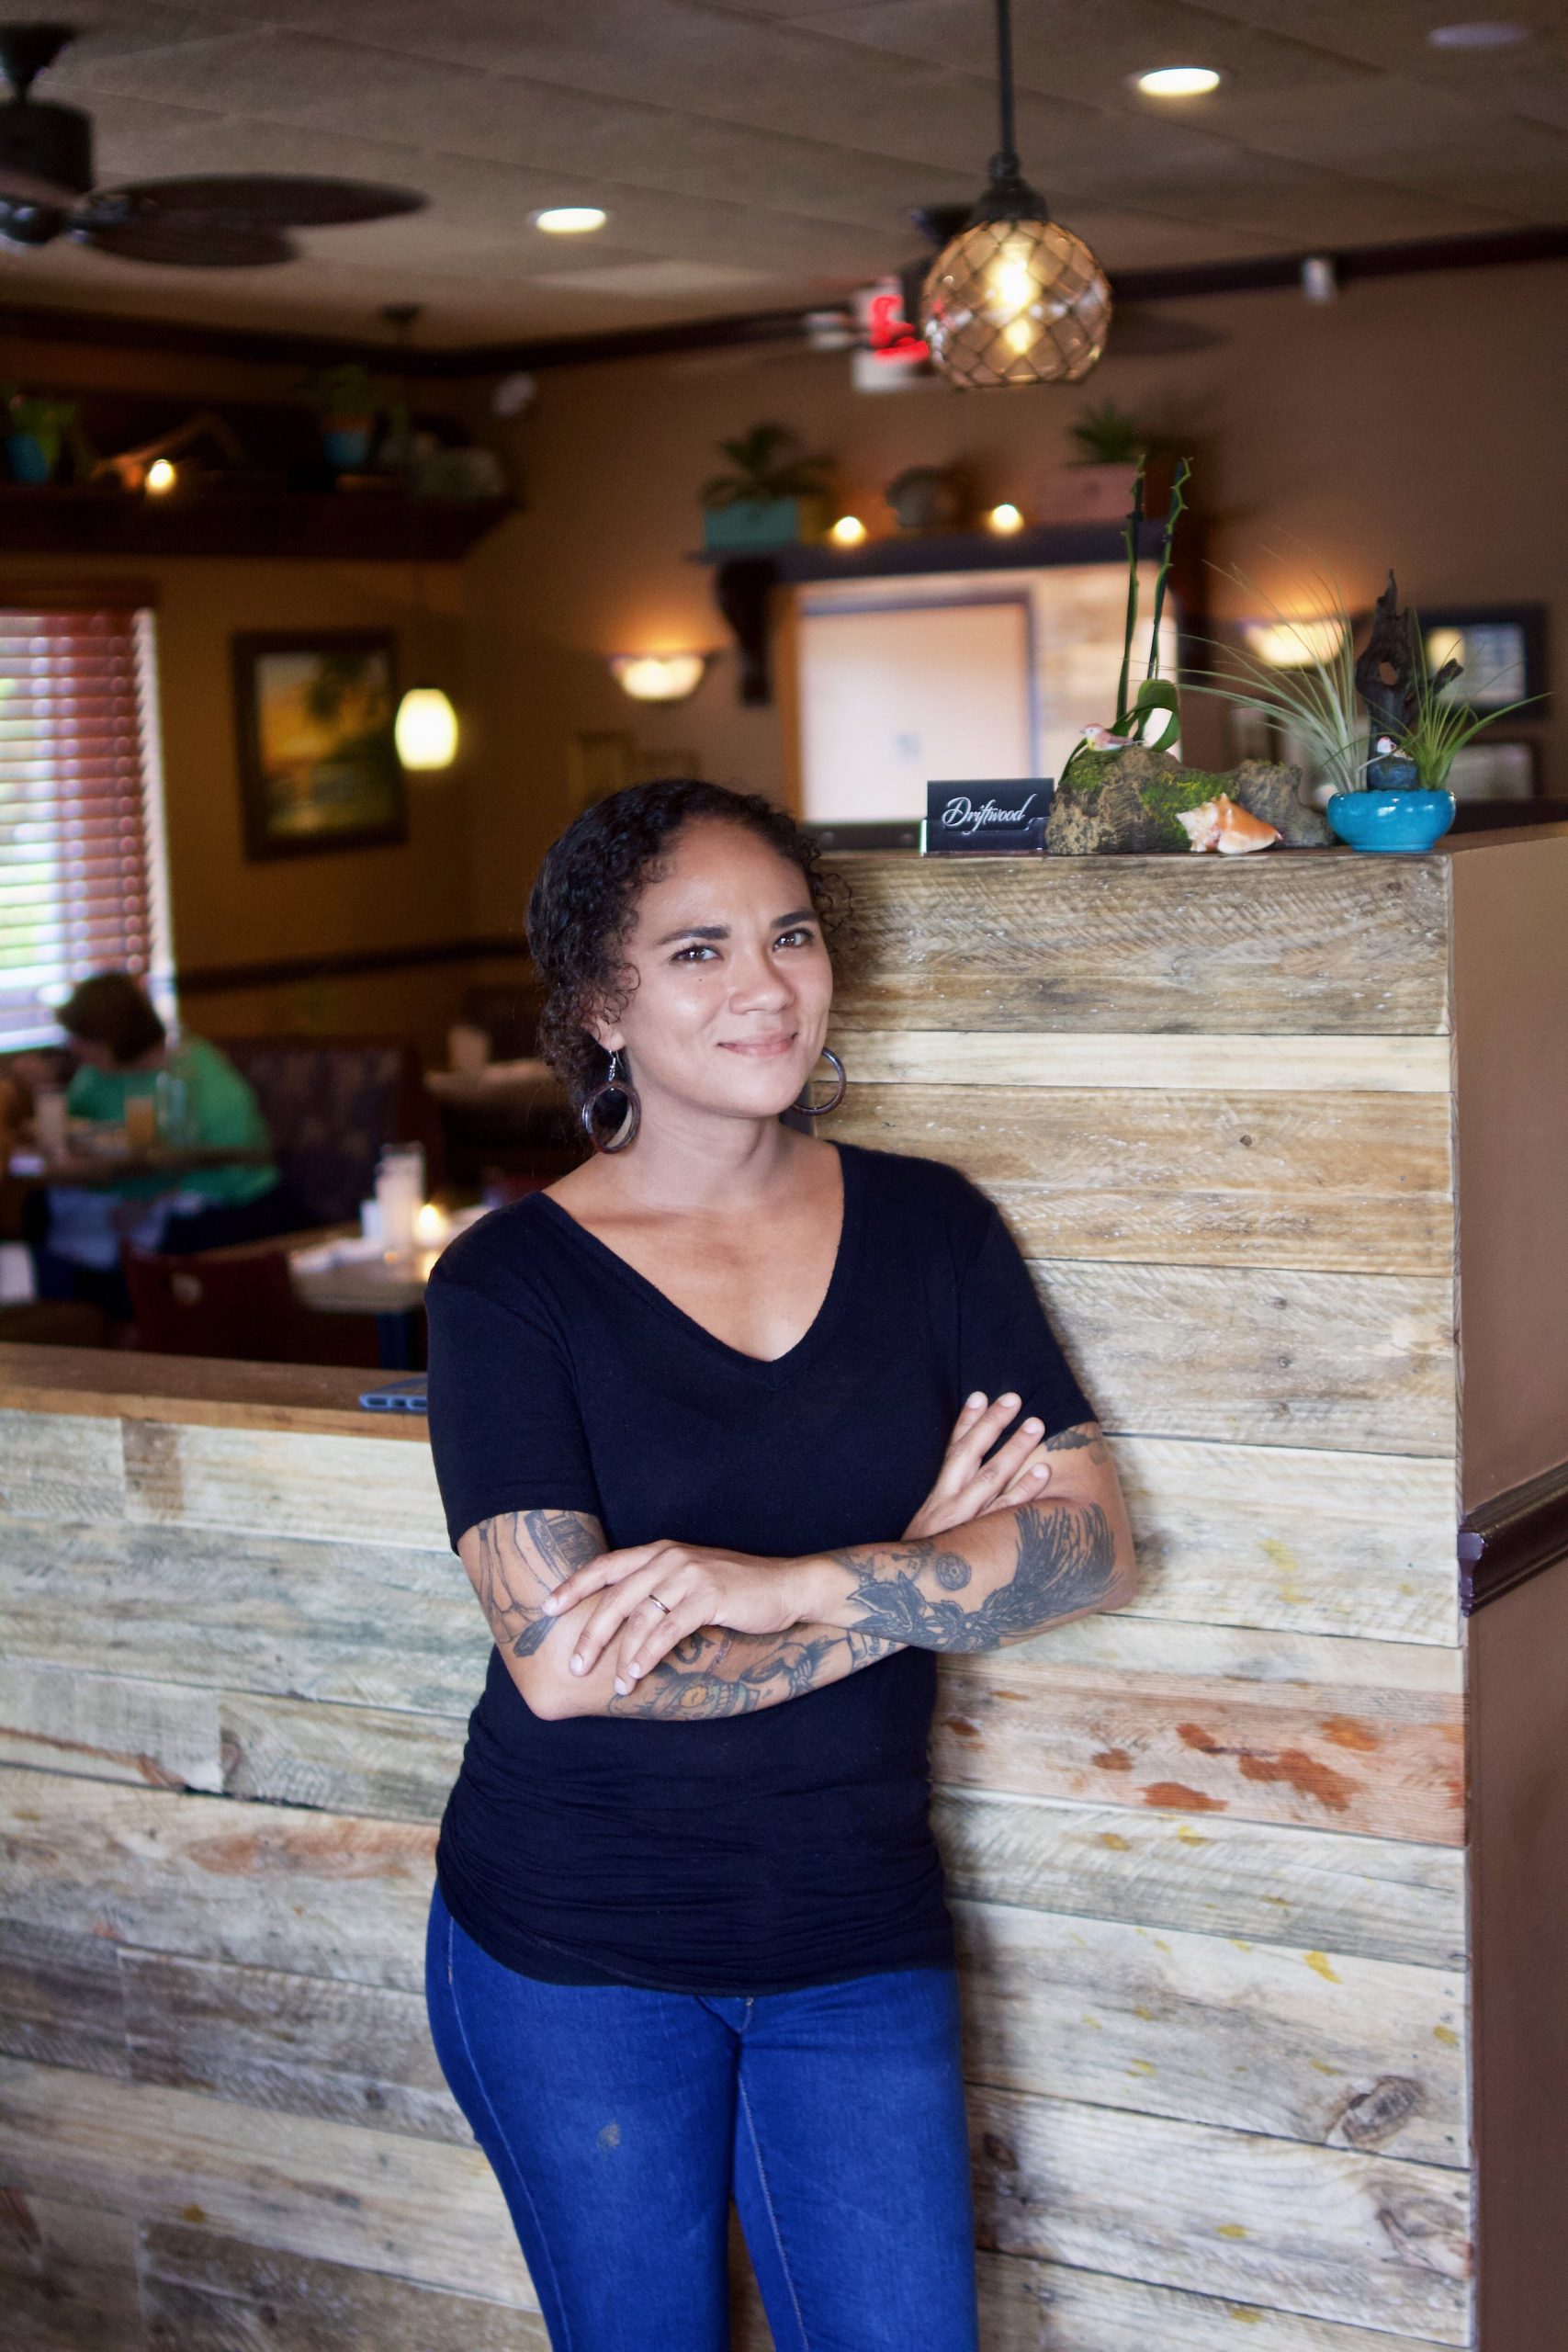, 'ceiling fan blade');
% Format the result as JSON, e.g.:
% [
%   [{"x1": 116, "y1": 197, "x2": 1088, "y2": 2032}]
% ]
[
  {"x1": 75, "y1": 216, "x2": 297, "y2": 267},
  {"x1": 94, "y1": 174, "x2": 425, "y2": 228}
]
